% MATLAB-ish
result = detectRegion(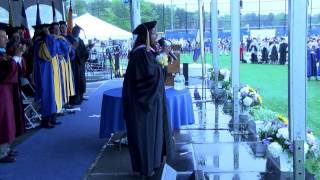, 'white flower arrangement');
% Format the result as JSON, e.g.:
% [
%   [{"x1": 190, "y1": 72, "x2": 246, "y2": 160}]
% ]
[
  {"x1": 243, "y1": 96, "x2": 253, "y2": 107},
  {"x1": 276, "y1": 127, "x2": 289, "y2": 140},
  {"x1": 306, "y1": 131, "x2": 318, "y2": 155},
  {"x1": 268, "y1": 142, "x2": 283, "y2": 158},
  {"x1": 239, "y1": 85, "x2": 262, "y2": 107},
  {"x1": 219, "y1": 69, "x2": 231, "y2": 82},
  {"x1": 208, "y1": 68, "x2": 231, "y2": 92}
]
